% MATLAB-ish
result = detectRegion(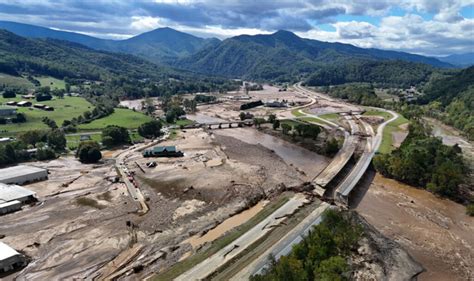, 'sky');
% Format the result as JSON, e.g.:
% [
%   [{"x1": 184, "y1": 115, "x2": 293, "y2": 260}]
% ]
[{"x1": 0, "y1": 0, "x2": 473, "y2": 56}]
